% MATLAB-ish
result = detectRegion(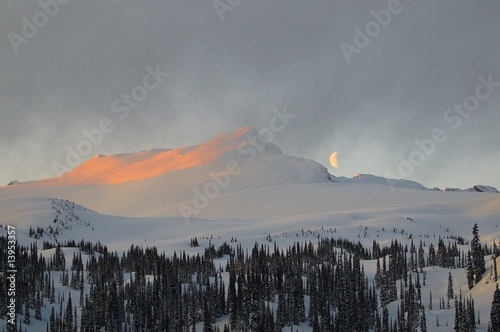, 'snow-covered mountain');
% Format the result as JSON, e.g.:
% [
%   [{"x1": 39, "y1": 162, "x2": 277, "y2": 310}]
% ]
[
  {"x1": 445, "y1": 185, "x2": 500, "y2": 193},
  {"x1": 1, "y1": 127, "x2": 500, "y2": 331},
  {"x1": 4, "y1": 127, "x2": 335, "y2": 216},
  {"x1": 5, "y1": 127, "x2": 496, "y2": 218},
  {"x1": 342, "y1": 173, "x2": 430, "y2": 190},
  {"x1": 17, "y1": 126, "x2": 332, "y2": 186}
]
